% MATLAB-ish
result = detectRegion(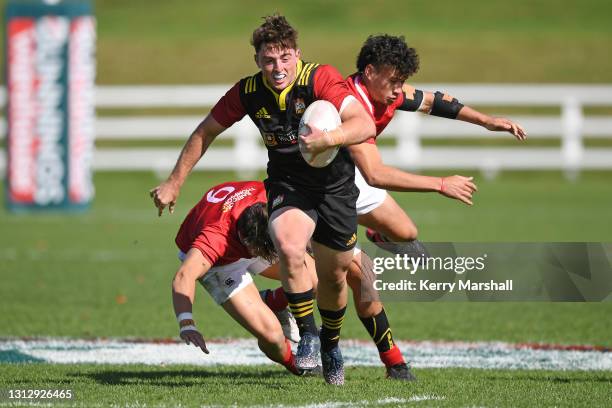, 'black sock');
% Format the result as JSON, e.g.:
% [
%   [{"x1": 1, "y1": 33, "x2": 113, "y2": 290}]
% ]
[
  {"x1": 359, "y1": 308, "x2": 395, "y2": 353},
  {"x1": 319, "y1": 306, "x2": 347, "y2": 352},
  {"x1": 285, "y1": 289, "x2": 318, "y2": 336}
]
